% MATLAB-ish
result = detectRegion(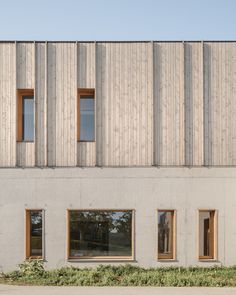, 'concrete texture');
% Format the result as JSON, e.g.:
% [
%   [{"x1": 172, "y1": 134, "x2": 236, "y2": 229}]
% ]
[
  {"x1": 1, "y1": 285, "x2": 236, "y2": 295},
  {"x1": 1, "y1": 167, "x2": 236, "y2": 271}
]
